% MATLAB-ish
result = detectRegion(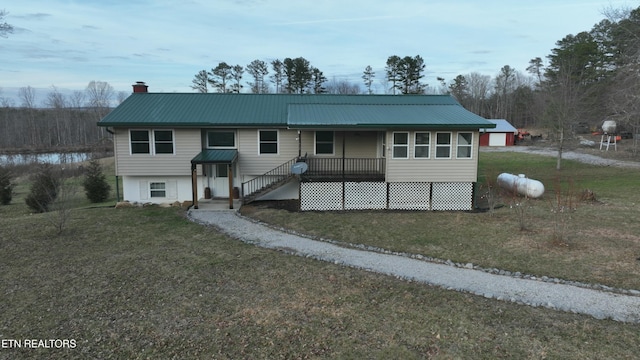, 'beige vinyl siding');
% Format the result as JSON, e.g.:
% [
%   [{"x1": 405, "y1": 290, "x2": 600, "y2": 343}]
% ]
[
  {"x1": 237, "y1": 128, "x2": 299, "y2": 176},
  {"x1": 115, "y1": 128, "x2": 201, "y2": 176},
  {"x1": 386, "y1": 130, "x2": 479, "y2": 182}
]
